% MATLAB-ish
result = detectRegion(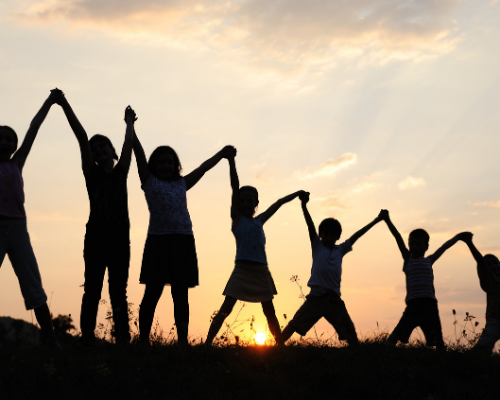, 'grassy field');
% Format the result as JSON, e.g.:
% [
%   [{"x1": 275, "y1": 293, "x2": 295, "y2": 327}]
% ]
[{"x1": 1, "y1": 331, "x2": 499, "y2": 400}]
